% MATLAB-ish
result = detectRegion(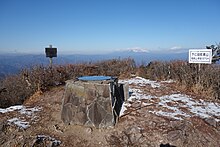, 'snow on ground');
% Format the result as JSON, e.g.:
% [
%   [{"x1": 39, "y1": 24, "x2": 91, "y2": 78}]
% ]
[
  {"x1": 0, "y1": 105, "x2": 41, "y2": 129},
  {"x1": 119, "y1": 76, "x2": 220, "y2": 121},
  {"x1": 0, "y1": 105, "x2": 41, "y2": 114},
  {"x1": 0, "y1": 105, "x2": 24, "y2": 113},
  {"x1": 7, "y1": 118, "x2": 30, "y2": 129},
  {"x1": 120, "y1": 76, "x2": 161, "y2": 88},
  {"x1": 36, "y1": 135, "x2": 62, "y2": 146}
]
